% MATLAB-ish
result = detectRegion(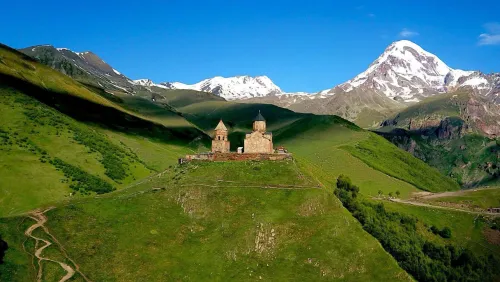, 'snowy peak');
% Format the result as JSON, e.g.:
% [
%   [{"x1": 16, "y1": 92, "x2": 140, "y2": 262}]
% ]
[
  {"x1": 161, "y1": 75, "x2": 283, "y2": 100},
  {"x1": 333, "y1": 40, "x2": 499, "y2": 103},
  {"x1": 131, "y1": 79, "x2": 169, "y2": 89},
  {"x1": 380, "y1": 40, "x2": 451, "y2": 83},
  {"x1": 341, "y1": 40, "x2": 451, "y2": 94},
  {"x1": 132, "y1": 79, "x2": 155, "y2": 87}
]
